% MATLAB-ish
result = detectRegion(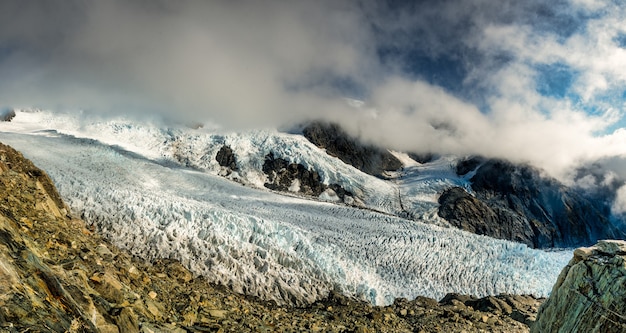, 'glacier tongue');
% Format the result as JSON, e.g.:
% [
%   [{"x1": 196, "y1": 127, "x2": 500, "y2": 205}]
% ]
[{"x1": 0, "y1": 111, "x2": 572, "y2": 306}]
